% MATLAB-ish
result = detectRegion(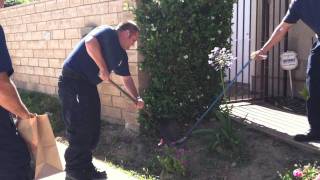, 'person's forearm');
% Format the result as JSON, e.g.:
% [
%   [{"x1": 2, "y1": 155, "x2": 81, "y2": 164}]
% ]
[
  {"x1": 122, "y1": 76, "x2": 139, "y2": 100},
  {"x1": 0, "y1": 73, "x2": 30, "y2": 119},
  {"x1": 260, "y1": 22, "x2": 291, "y2": 53},
  {"x1": 85, "y1": 36, "x2": 108, "y2": 72}
]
